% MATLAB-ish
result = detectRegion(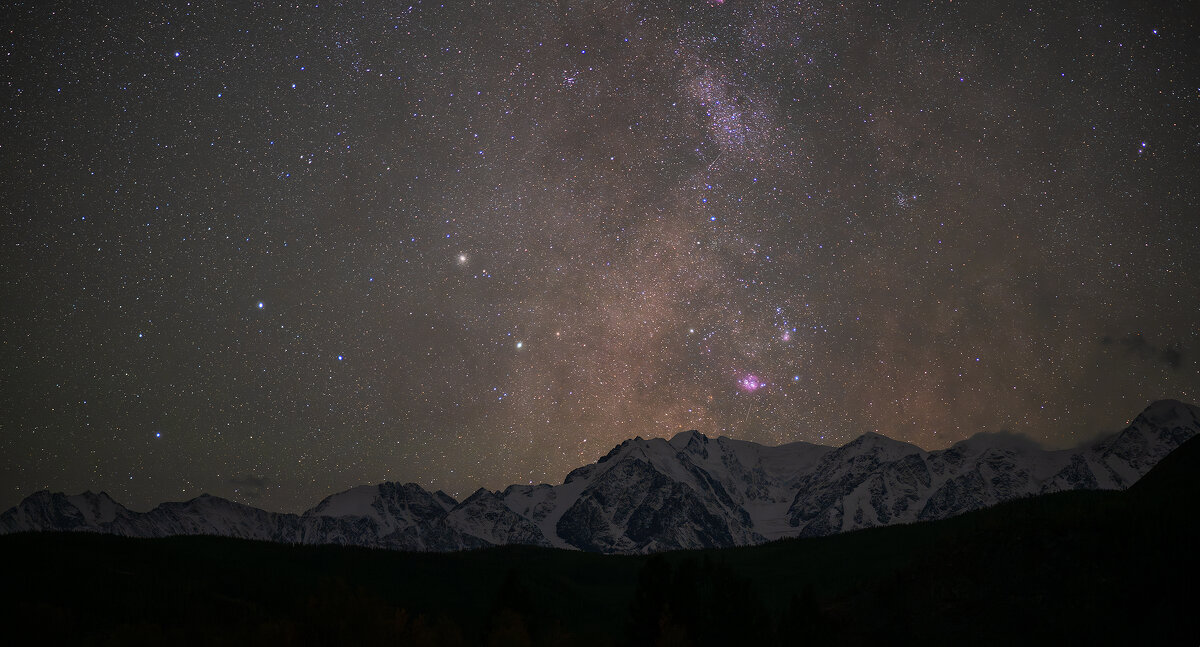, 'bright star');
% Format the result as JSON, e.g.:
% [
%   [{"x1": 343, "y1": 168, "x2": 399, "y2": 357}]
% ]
[{"x1": 257, "y1": 301, "x2": 264, "y2": 309}]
